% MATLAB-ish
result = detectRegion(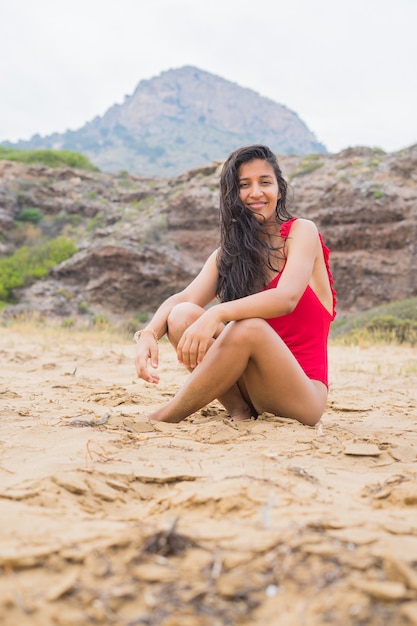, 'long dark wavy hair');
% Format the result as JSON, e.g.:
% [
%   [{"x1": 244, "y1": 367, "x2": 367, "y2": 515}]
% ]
[{"x1": 216, "y1": 145, "x2": 293, "y2": 302}]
